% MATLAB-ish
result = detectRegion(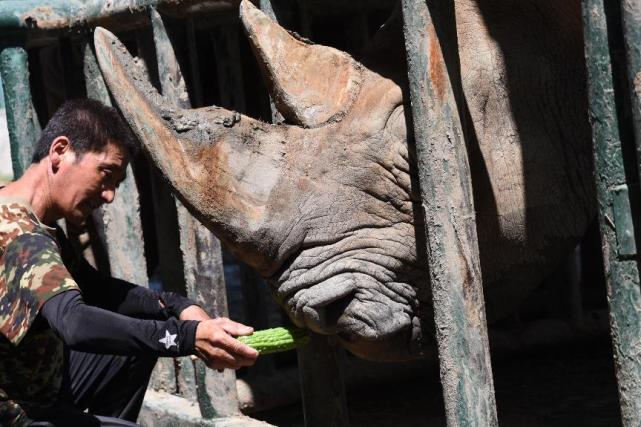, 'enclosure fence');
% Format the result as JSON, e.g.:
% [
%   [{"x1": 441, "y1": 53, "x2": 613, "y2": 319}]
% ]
[{"x1": 0, "y1": 0, "x2": 639, "y2": 426}]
